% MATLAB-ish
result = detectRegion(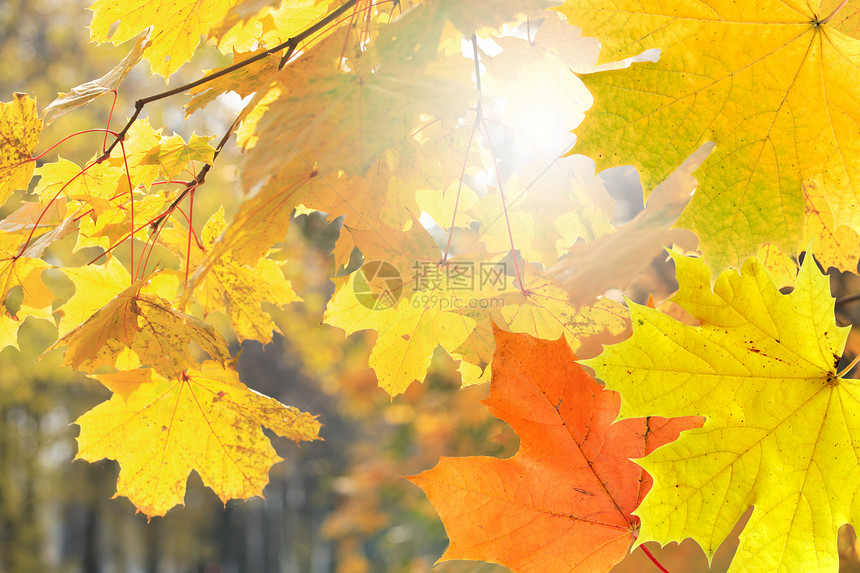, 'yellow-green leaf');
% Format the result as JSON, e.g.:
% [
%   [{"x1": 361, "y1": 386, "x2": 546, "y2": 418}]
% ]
[
  {"x1": 160, "y1": 208, "x2": 301, "y2": 343},
  {"x1": 560, "y1": 0, "x2": 860, "y2": 271},
  {"x1": 583, "y1": 253, "x2": 856, "y2": 572},
  {"x1": 138, "y1": 132, "x2": 215, "y2": 180}
]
